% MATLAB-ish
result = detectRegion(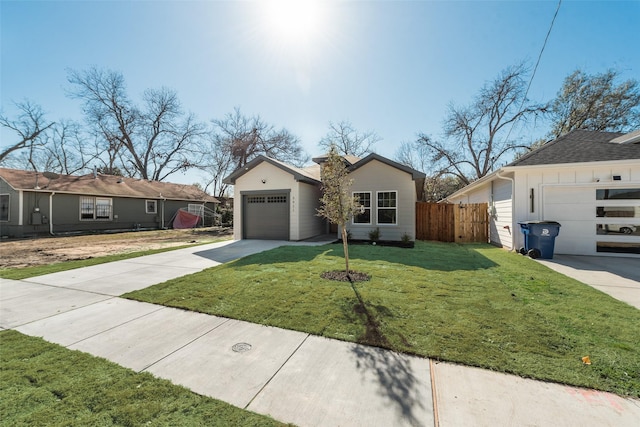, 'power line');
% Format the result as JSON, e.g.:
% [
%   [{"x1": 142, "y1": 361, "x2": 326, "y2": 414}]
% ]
[
  {"x1": 525, "y1": 0, "x2": 562, "y2": 104},
  {"x1": 503, "y1": 0, "x2": 562, "y2": 146}
]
